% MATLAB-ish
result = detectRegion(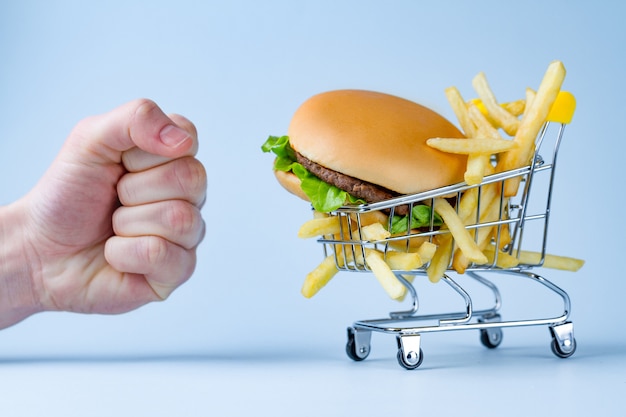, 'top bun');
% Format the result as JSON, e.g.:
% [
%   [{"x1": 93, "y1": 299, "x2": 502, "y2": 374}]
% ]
[{"x1": 288, "y1": 89, "x2": 467, "y2": 195}]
